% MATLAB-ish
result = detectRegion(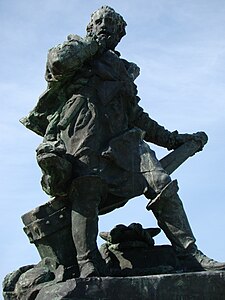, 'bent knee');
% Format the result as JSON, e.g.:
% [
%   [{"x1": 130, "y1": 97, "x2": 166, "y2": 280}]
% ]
[{"x1": 151, "y1": 170, "x2": 171, "y2": 194}]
